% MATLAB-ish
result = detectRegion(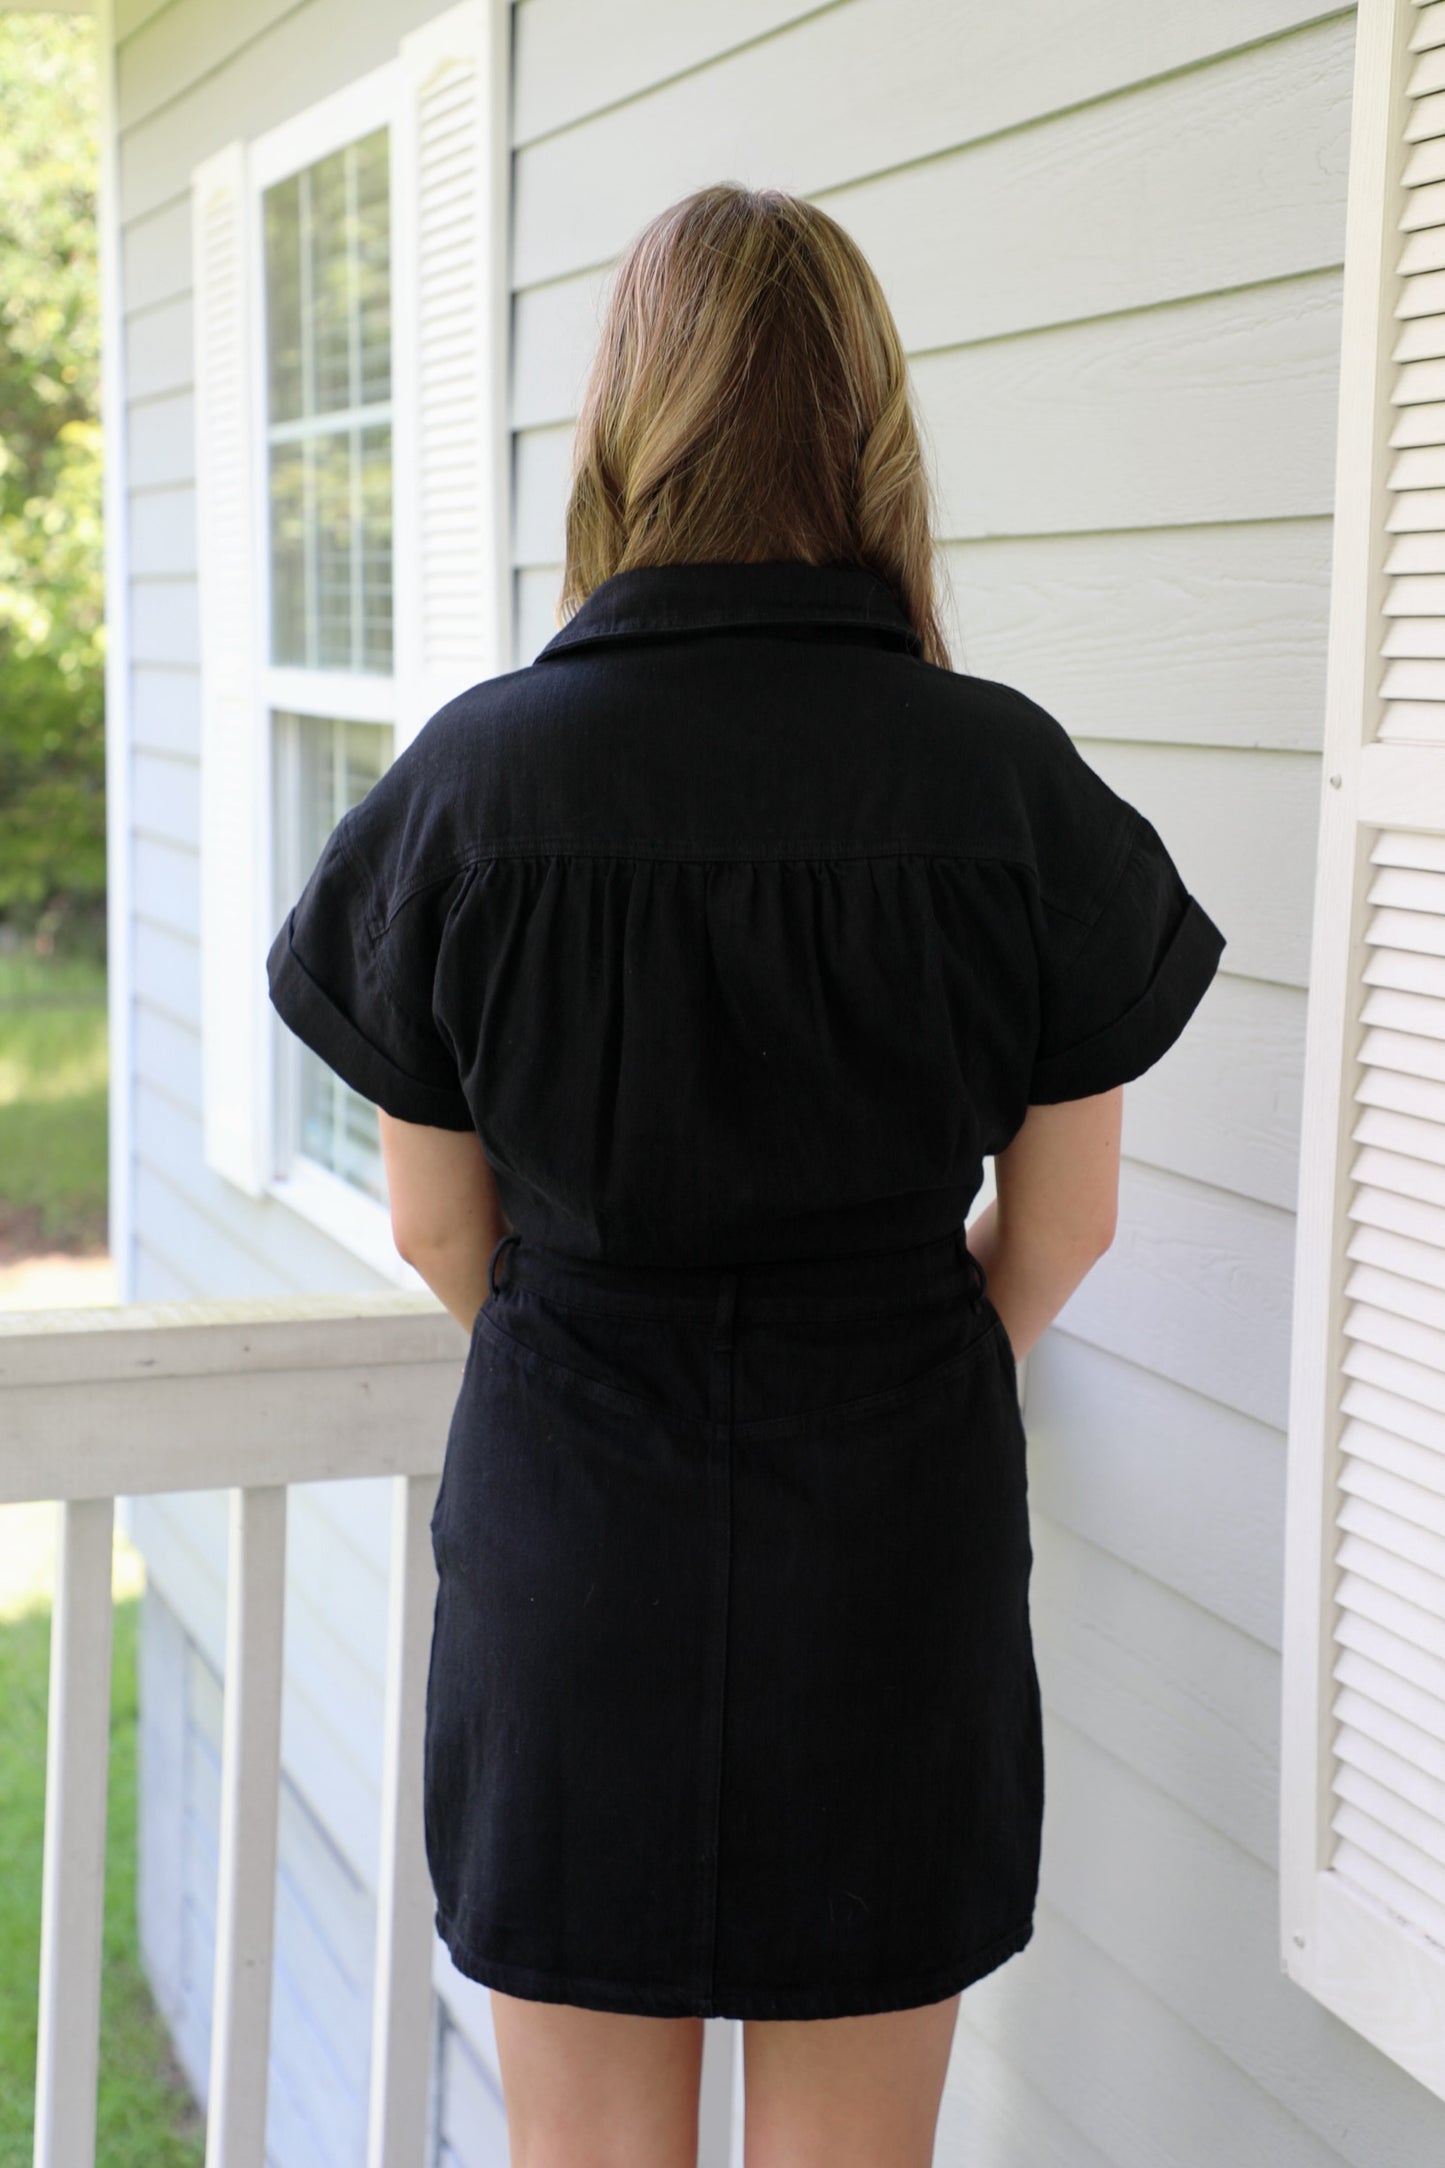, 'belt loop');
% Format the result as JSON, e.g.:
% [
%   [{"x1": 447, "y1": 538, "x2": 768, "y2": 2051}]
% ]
[
  {"x1": 956, "y1": 1225, "x2": 988, "y2": 1309},
  {"x1": 488, "y1": 1229, "x2": 522, "y2": 1296}
]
